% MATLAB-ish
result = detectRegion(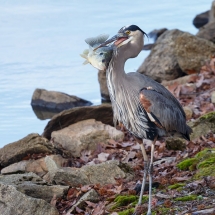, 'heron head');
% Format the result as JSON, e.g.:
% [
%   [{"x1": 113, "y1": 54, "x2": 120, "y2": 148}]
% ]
[{"x1": 94, "y1": 25, "x2": 147, "y2": 58}]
